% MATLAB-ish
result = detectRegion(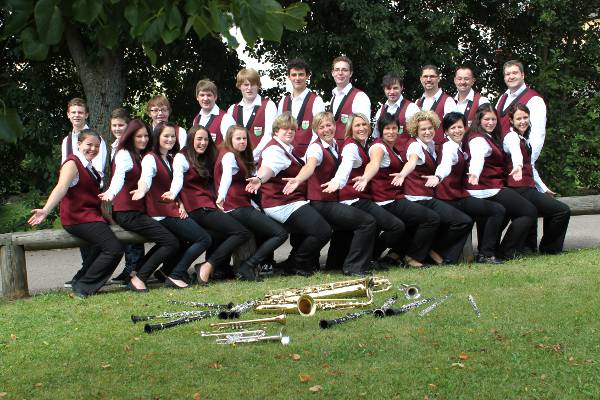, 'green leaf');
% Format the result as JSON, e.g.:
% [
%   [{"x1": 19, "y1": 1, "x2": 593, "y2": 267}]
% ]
[
  {"x1": 97, "y1": 24, "x2": 119, "y2": 49},
  {"x1": 191, "y1": 15, "x2": 211, "y2": 40},
  {"x1": 166, "y1": 6, "x2": 183, "y2": 30},
  {"x1": 20, "y1": 27, "x2": 49, "y2": 60},
  {"x1": 2, "y1": 0, "x2": 34, "y2": 37},
  {"x1": 142, "y1": 43, "x2": 156, "y2": 65},
  {"x1": 279, "y1": 2, "x2": 309, "y2": 31},
  {"x1": 72, "y1": 0, "x2": 104, "y2": 24},
  {"x1": 124, "y1": 2, "x2": 139, "y2": 27},
  {"x1": 142, "y1": 14, "x2": 166, "y2": 43},
  {"x1": 0, "y1": 108, "x2": 25, "y2": 143},
  {"x1": 161, "y1": 28, "x2": 180, "y2": 44},
  {"x1": 34, "y1": 0, "x2": 64, "y2": 45}
]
